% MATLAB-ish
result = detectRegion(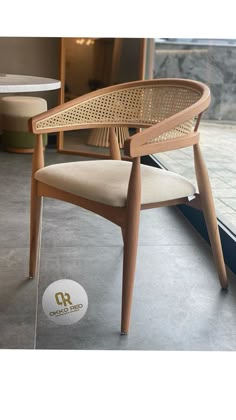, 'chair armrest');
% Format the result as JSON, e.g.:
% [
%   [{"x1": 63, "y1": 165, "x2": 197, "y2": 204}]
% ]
[
  {"x1": 124, "y1": 97, "x2": 206, "y2": 157},
  {"x1": 125, "y1": 131, "x2": 200, "y2": 157}
]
